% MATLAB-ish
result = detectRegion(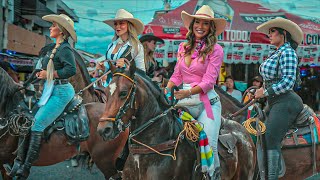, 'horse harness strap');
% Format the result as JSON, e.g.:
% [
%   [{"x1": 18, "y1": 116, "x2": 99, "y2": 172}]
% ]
[
  {"x1": 129, "y1": 106, "x2": 175, "y2": 139},
  {"x1": 229, "y1": 99, "x2": 257, "y2": 119},
  {"x1": 129, "y1": 139, "x2": 176, "y2": 154}
]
